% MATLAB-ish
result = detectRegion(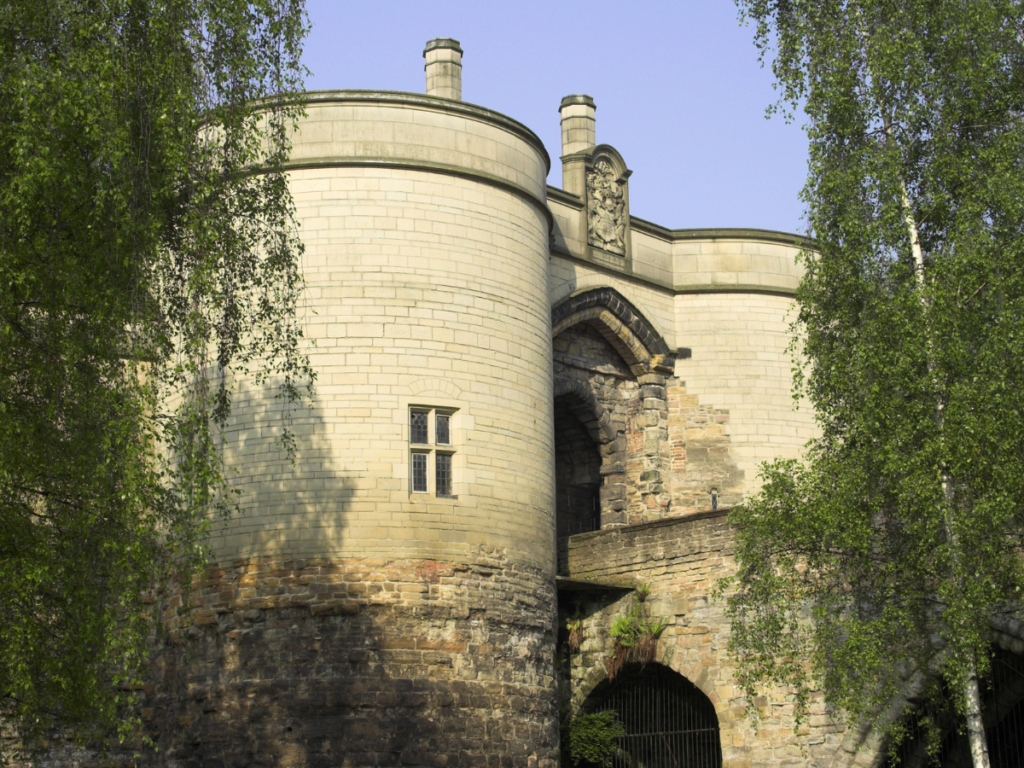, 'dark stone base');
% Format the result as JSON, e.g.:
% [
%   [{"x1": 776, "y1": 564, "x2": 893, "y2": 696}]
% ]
[{"x1": 139, "y1": 555, "x2": 558, "y2": 768}]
